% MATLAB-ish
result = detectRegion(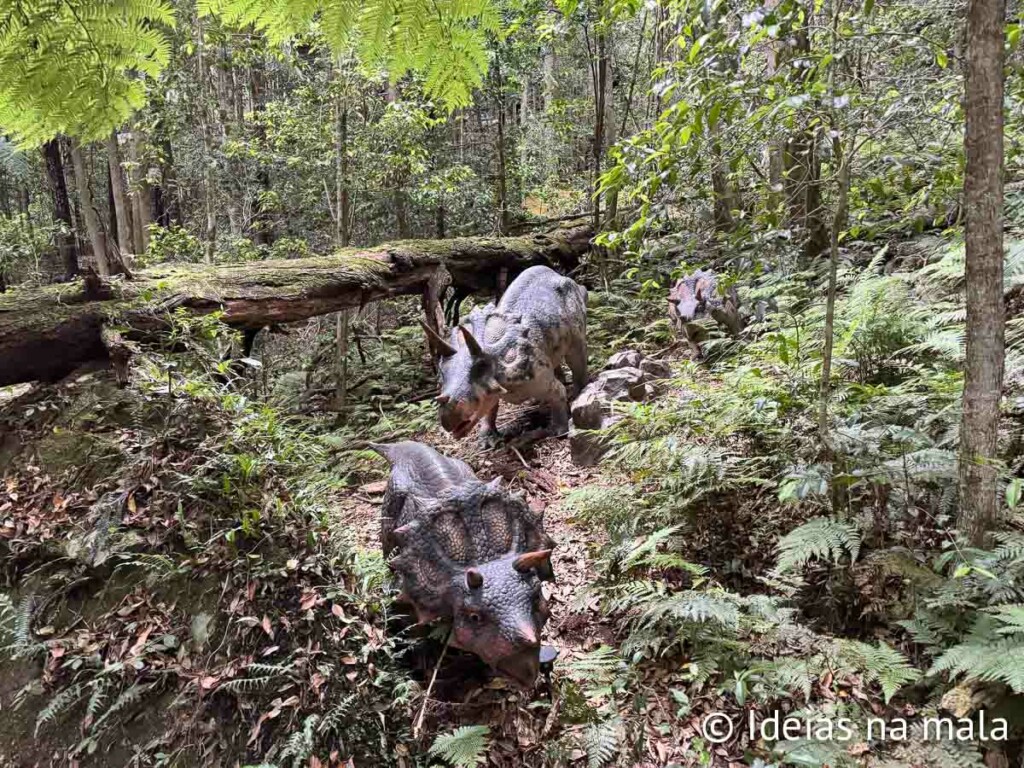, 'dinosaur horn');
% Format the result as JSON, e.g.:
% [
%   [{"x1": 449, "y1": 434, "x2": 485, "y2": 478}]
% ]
[
  {"x1": 513, "y1": 549, "x2": 553, "y2": 573},
  {"x1": 419, "y1": 320, "x2": 456, "y2": 357},
  {"x1": 459, "y1": 326, "x2": 485, "y2": 357},
  {"x1": 466, "y1": 568, "x2": 484, "y2": 589}
]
